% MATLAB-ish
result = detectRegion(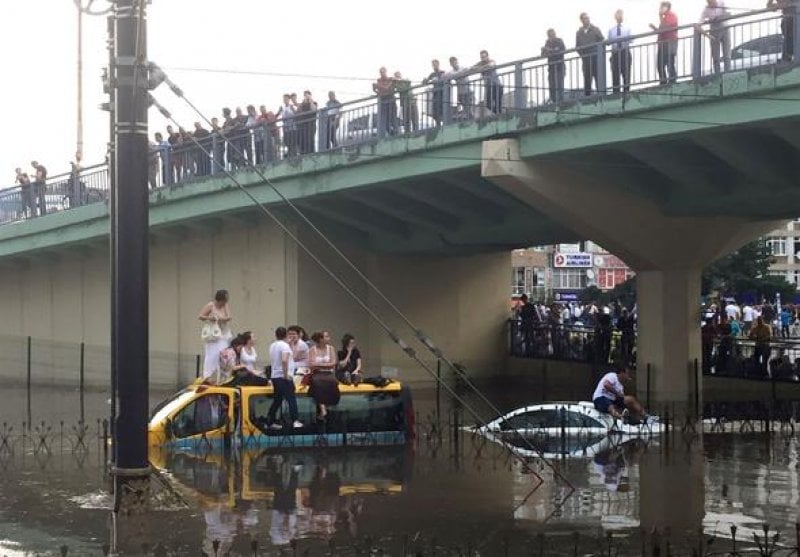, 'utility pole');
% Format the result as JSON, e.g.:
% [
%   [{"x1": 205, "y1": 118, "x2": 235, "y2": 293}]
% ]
[
  {"x1": 112, "y1": 0, "x2": 150, "y2": 513},
  {"x1": 74, "y1": 0, "x2": 112, "y2": 165}
]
